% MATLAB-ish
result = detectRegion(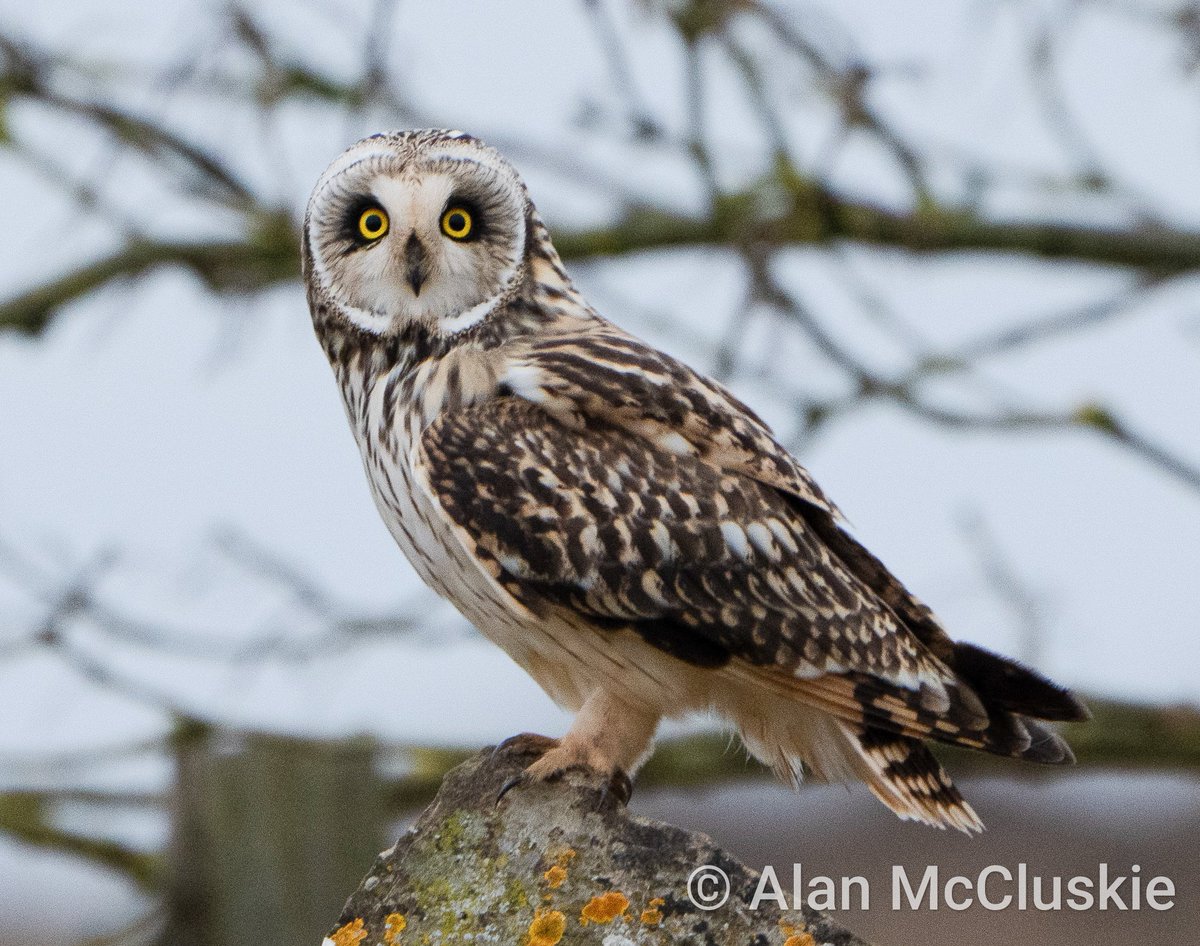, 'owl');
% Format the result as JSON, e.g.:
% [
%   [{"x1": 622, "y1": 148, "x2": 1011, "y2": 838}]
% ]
[{"x1": 303, "y1": 129, "x2": 1088, "y2": 831}]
